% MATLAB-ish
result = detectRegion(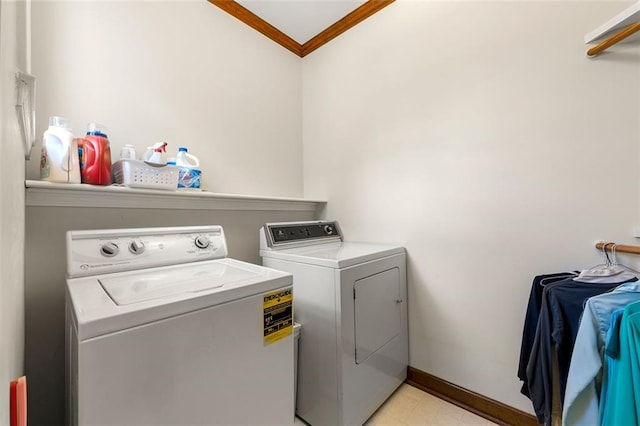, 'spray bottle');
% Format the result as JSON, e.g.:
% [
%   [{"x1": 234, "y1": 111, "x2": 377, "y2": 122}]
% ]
[{"x1": 144, "y1": 142, "x2": 168, "y2": 164}]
